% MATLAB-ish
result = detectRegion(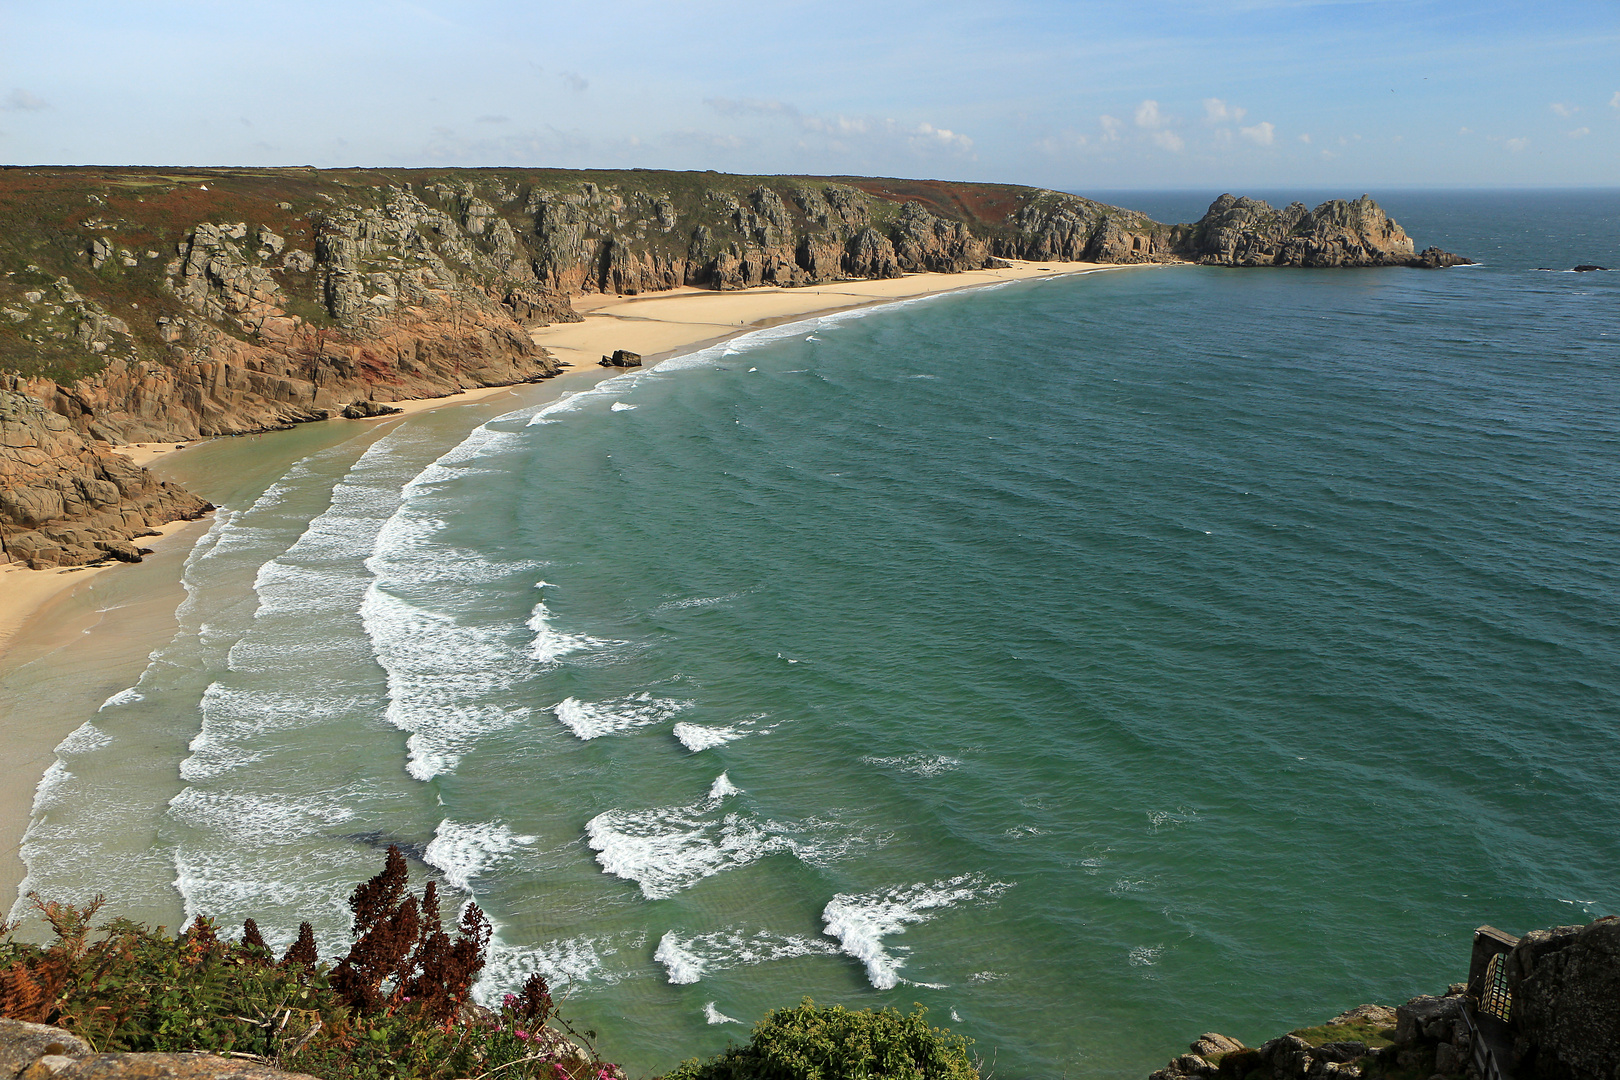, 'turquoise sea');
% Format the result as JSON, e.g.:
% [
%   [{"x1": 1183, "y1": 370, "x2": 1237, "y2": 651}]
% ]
[{"x1": 8, "y1": 191, "x2": 1618, "y2": 1078}]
